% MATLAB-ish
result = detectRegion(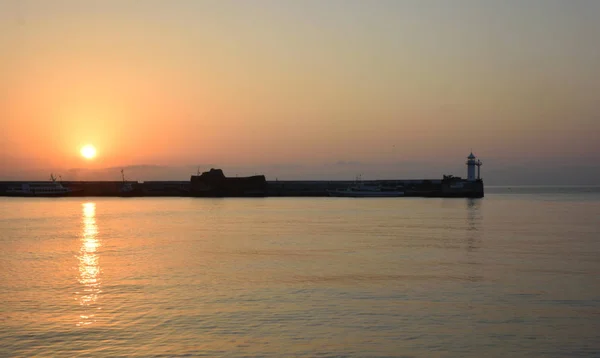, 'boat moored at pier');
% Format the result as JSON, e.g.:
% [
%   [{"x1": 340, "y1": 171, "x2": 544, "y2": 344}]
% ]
[
  {"x1": 5, "y1": 174, "x2": 75, "y2": 197},
  {"x1": 327, "y1": 177, "x2": 405, "y2": 197}
]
